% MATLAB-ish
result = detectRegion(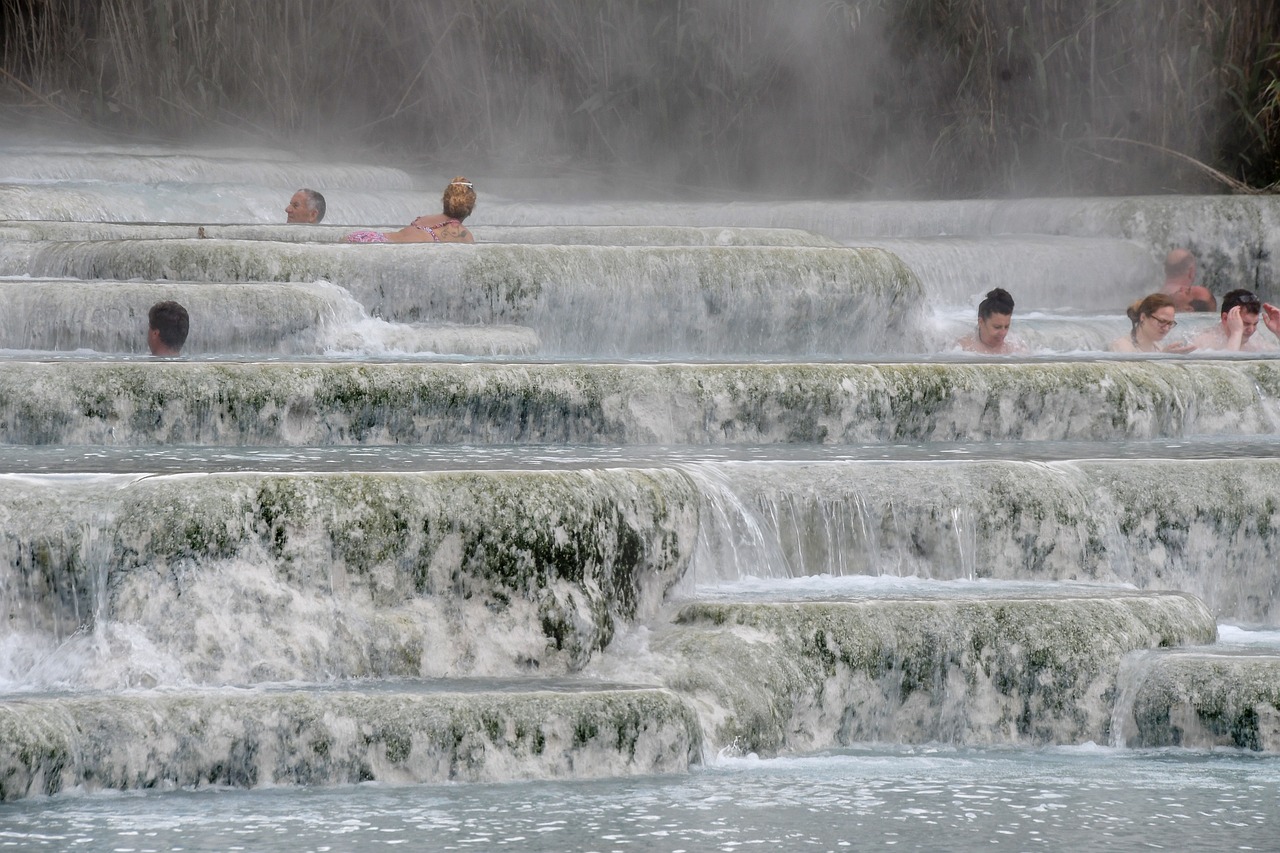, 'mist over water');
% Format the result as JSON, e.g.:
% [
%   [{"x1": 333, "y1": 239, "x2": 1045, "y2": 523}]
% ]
[
  {"x1": 2, "y1": 4, "x2": 1280, "y2": 850},
  {"x1": 4, "y1": 1, "x2": 1277, "y2": 196}
]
